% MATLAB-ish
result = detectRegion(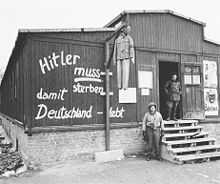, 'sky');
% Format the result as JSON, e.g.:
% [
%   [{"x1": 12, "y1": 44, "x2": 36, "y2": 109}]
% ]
[{"x1": 1, "y1": 0, "x2": 220, "y2": 71}]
